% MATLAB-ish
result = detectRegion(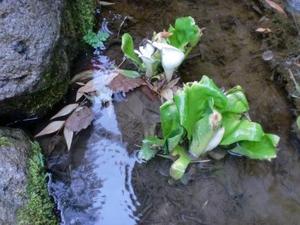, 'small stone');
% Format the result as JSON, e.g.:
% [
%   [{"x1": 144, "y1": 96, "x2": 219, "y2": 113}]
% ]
[
  {"x1": 262, "y1": 50, "x2": 274, "y2": 61},
  {"x1": 208, "y1": 149, "x2": 227, "y2": 160}
]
